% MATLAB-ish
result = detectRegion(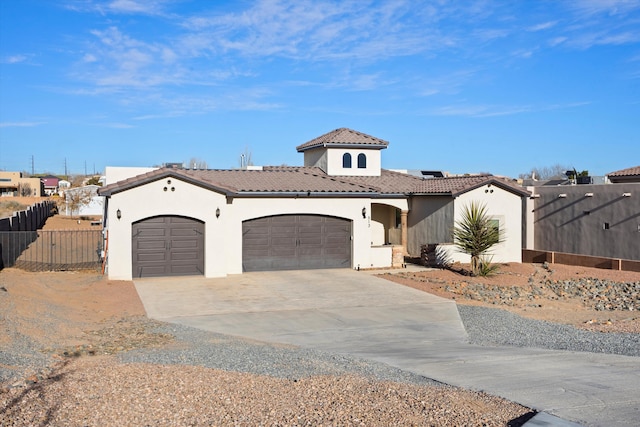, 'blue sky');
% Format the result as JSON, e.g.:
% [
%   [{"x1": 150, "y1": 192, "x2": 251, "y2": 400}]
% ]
[{"x1": 1, "y1": 0, "x2": 639, "y2": 178}]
